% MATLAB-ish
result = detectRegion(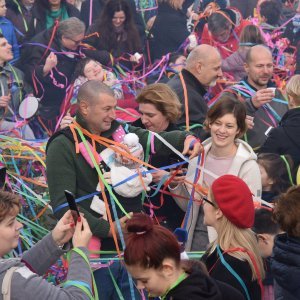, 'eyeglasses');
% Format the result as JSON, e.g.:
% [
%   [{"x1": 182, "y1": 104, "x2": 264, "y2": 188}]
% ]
[
  {"x1": 201, "y1": 196, "x2": 216, "y2": 207},
  {"x1": 66, "y1": 37, "x2": 82, "y2": 46}
]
